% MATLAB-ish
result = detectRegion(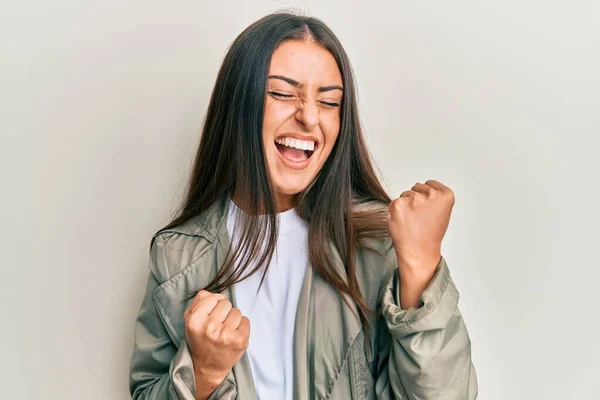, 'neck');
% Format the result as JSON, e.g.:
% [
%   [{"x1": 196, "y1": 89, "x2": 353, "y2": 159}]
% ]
[
  {"x1": 231, "y1": 191, "x2": 298, "y2": 214},
  {"x1": 276, "y1": 192, "x2": 297, "y2": 213}
]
